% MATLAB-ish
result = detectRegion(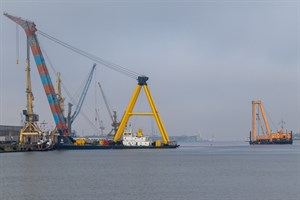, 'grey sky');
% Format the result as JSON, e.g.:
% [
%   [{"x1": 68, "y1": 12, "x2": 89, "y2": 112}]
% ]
[{"x1": 0, "y1": 0, "x2": 299, "y2": 140}]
